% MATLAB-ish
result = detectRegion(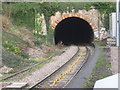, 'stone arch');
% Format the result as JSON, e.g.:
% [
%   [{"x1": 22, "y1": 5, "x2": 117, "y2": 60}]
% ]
[{"x1": 51, "y1": 12, "x2": 97, "y2": 30}]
